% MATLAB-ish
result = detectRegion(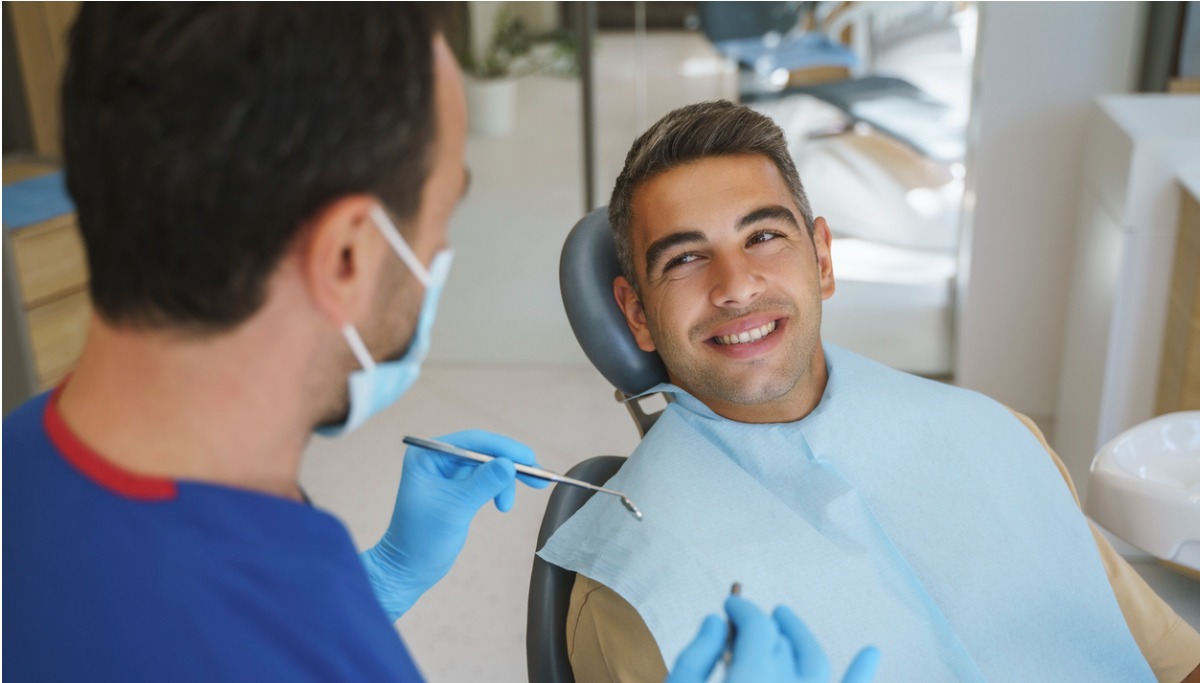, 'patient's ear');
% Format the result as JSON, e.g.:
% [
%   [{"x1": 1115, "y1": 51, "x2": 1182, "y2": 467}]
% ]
[
  {"x1": 613, "y1": 276, "x2": 656, "y2": 353},
  {"x1": 813, "y1": 216, "x2": 836, "y2": 301}
]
